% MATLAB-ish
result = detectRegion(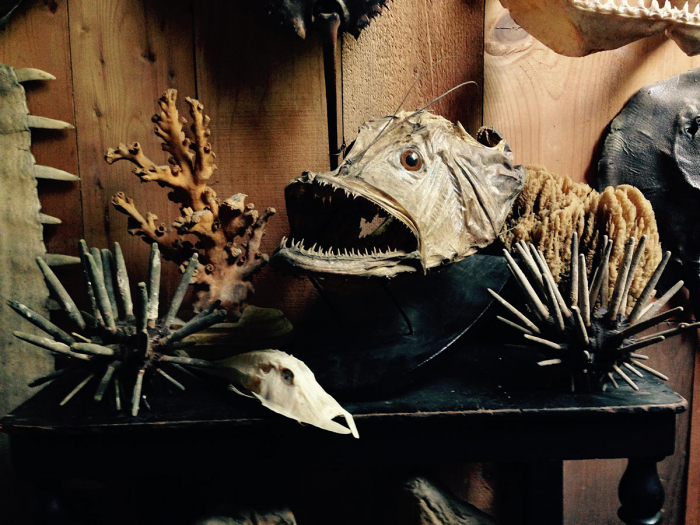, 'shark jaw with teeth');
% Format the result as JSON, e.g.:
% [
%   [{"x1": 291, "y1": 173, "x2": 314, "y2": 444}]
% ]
[
  {"x1": 501, "y1": 0, "x2": 700, "y2": 57},
  {"x1": 273, "y1": 110, "x2": 526, "y2": 278}
]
